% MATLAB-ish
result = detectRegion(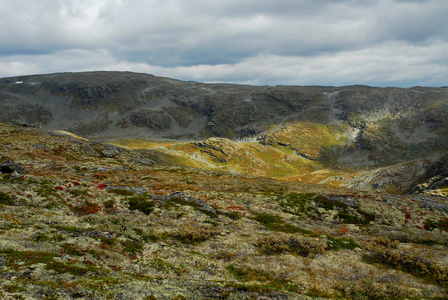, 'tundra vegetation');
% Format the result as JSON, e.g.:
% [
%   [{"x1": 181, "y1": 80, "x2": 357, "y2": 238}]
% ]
[{"x1": 0, "y1": 122, "x2": 447, "y2": 299}]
